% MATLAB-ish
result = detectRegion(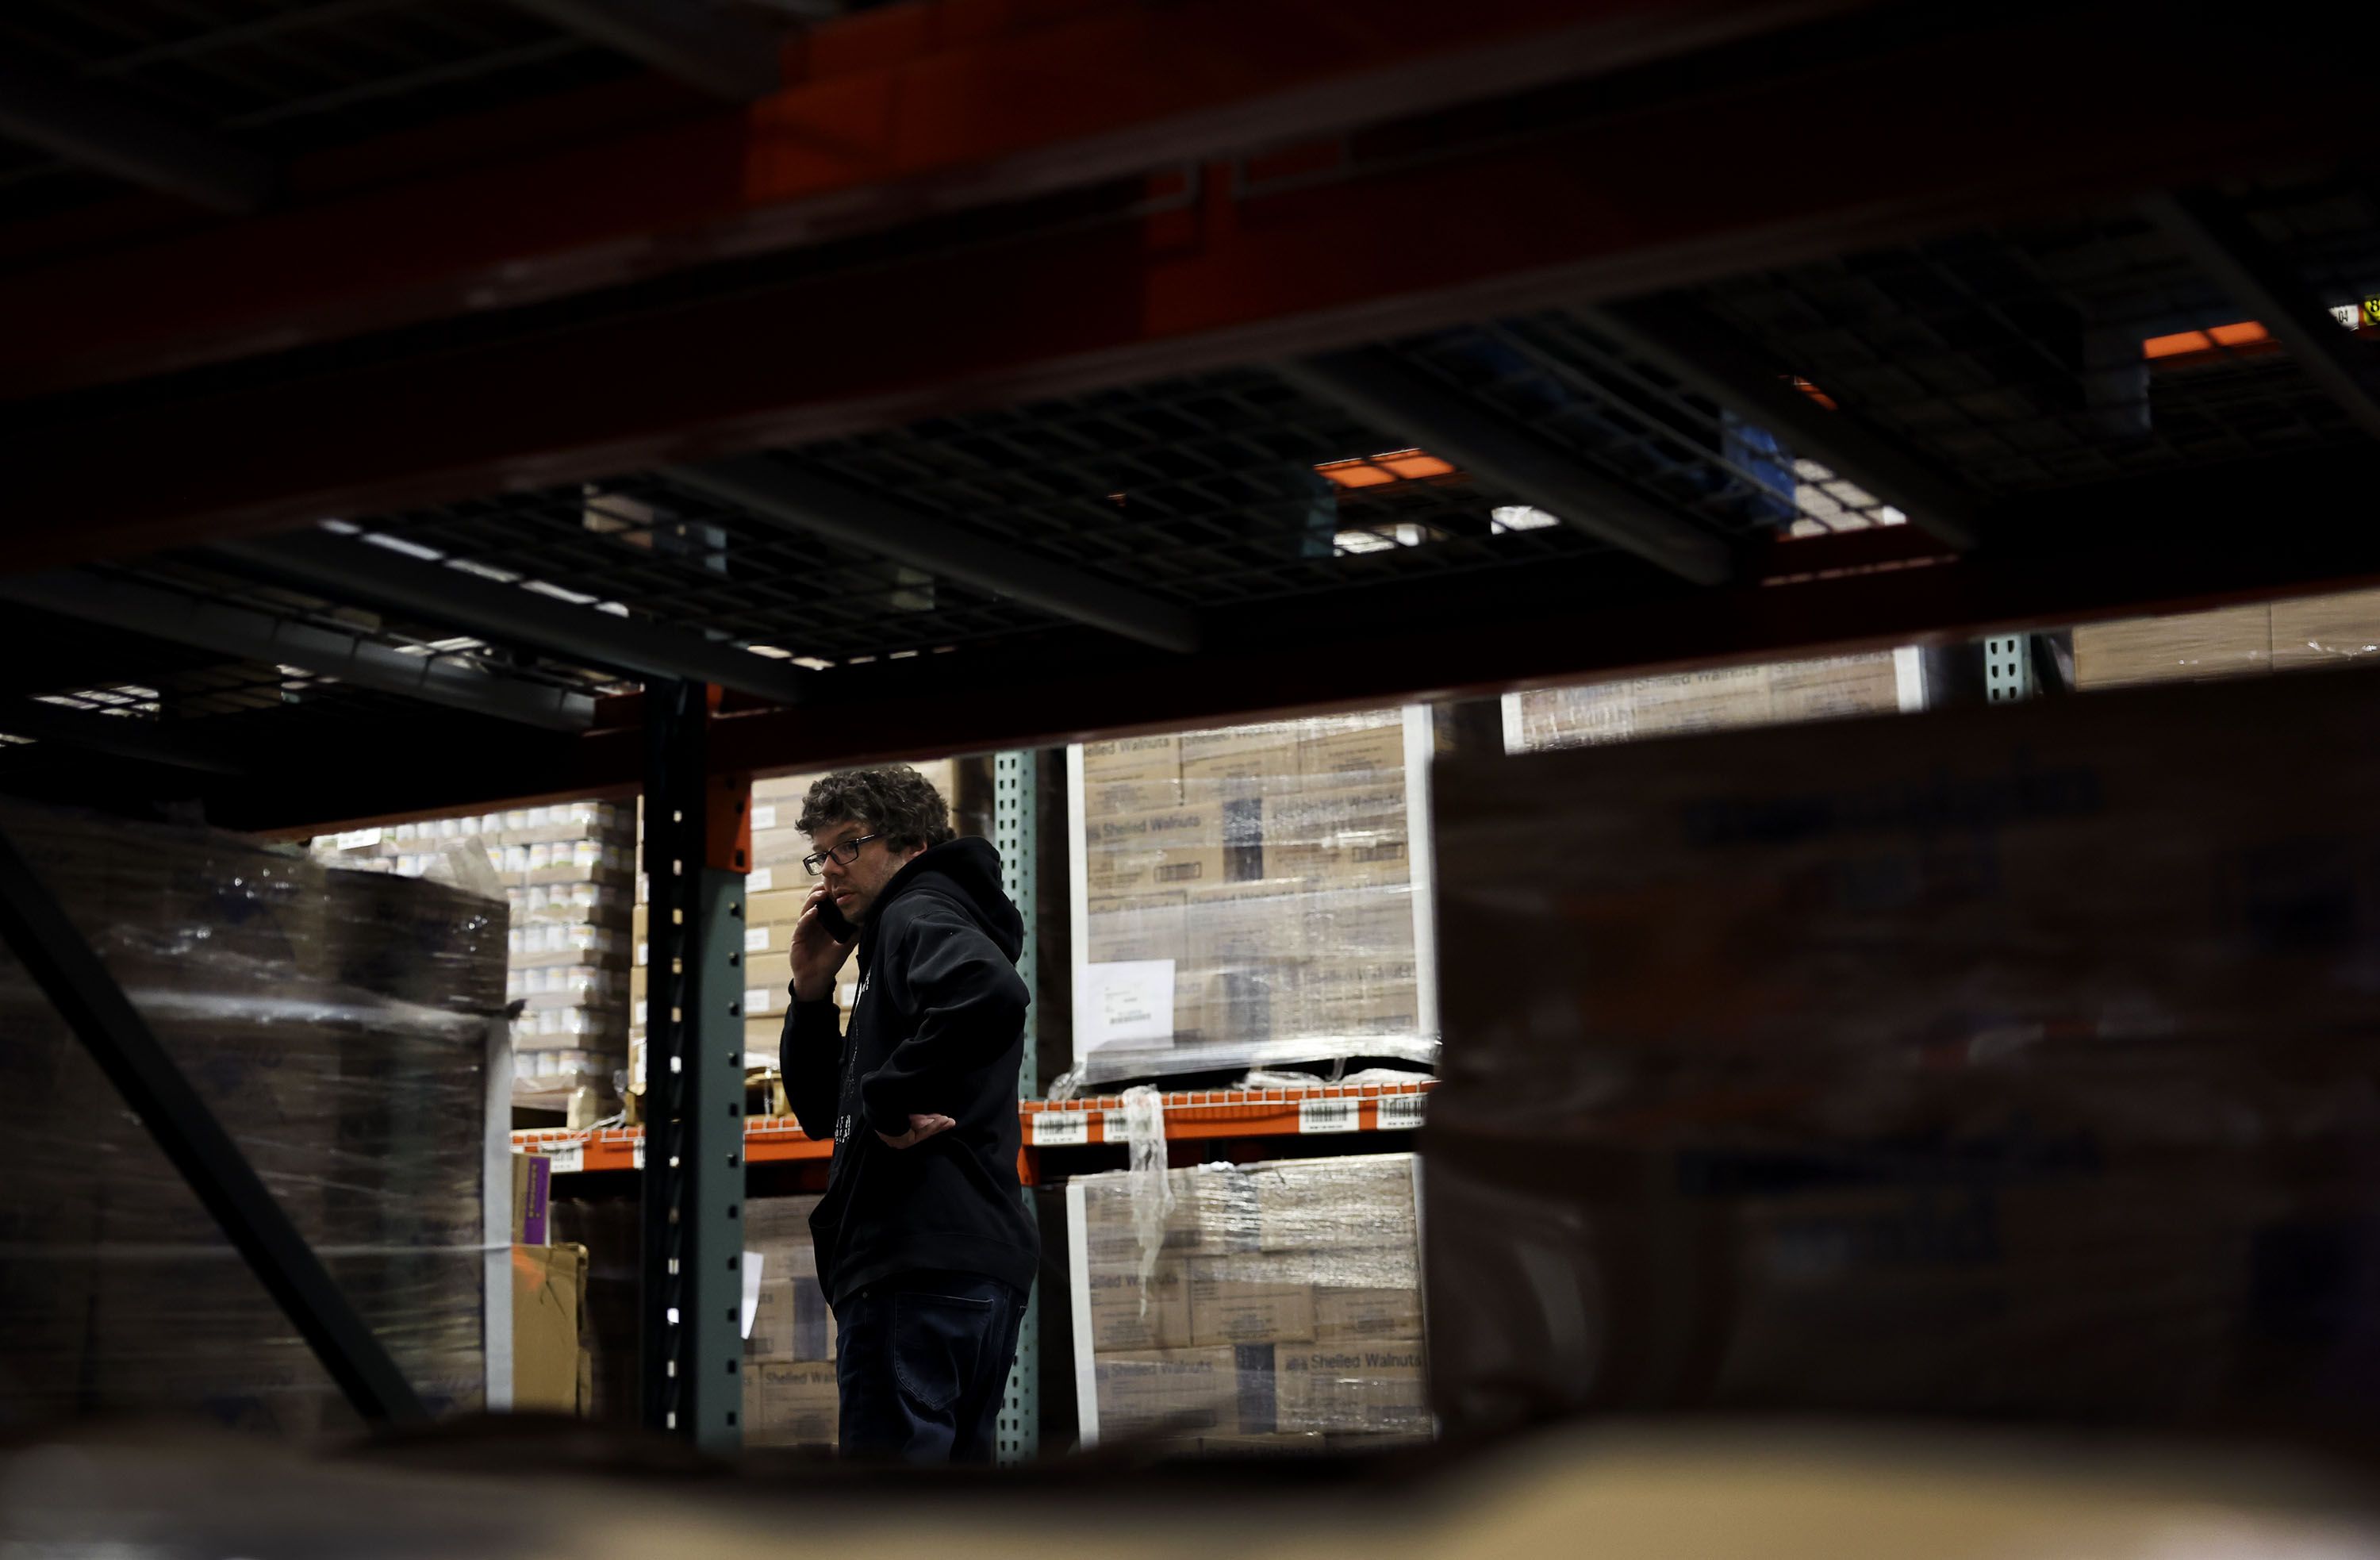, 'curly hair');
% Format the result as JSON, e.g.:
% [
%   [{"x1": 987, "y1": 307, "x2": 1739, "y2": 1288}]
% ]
[{"x1": 797, "y1": 765, "x2": 955, "y2": 854}]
